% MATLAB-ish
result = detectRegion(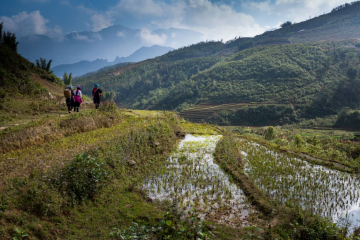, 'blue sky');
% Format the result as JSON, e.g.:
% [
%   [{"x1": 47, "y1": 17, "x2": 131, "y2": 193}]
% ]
[{"x1": 0, "y1": 0, "x2": 352, "y2": 42}]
